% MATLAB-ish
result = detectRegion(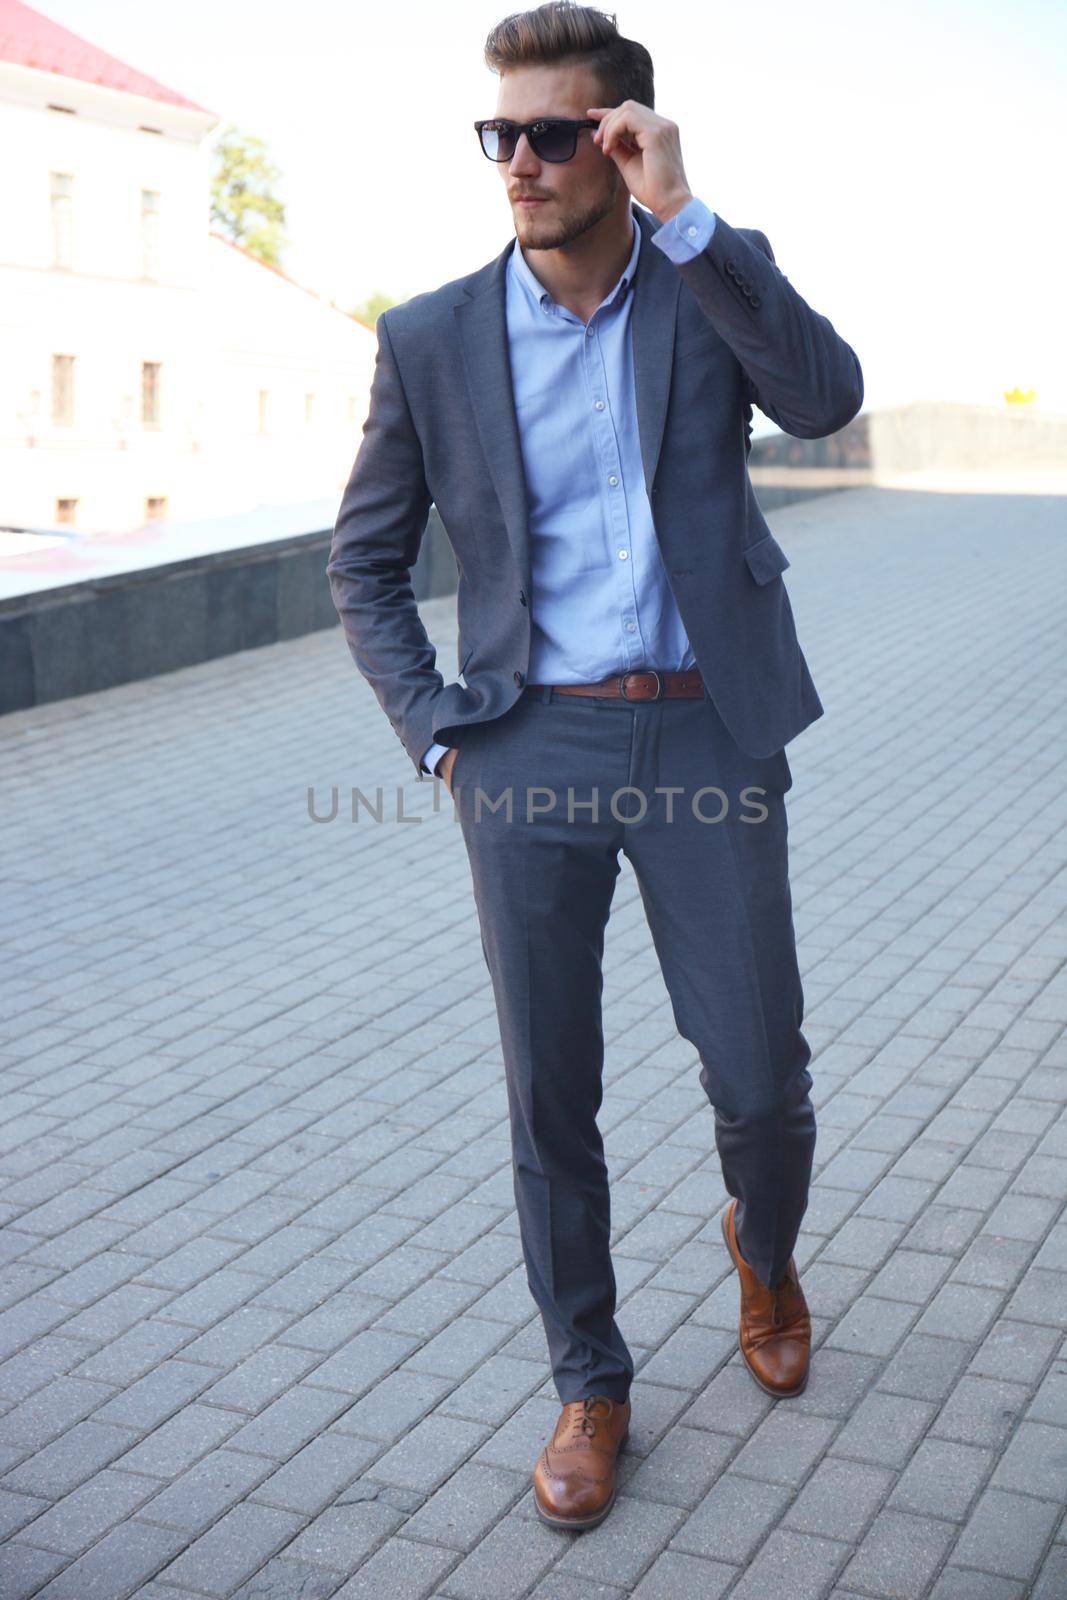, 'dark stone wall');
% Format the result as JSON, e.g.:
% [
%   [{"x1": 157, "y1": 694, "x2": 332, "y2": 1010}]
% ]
[{"x1": 0, "y1": 509, "x2": 460, "y2": 715}]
